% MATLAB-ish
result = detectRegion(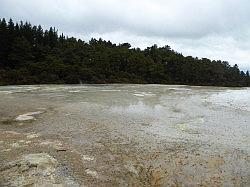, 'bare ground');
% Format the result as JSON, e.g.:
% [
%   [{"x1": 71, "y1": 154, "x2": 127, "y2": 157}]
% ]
[{"x1": 0, "y1": 85, "x2": 249, "y2": 186}]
